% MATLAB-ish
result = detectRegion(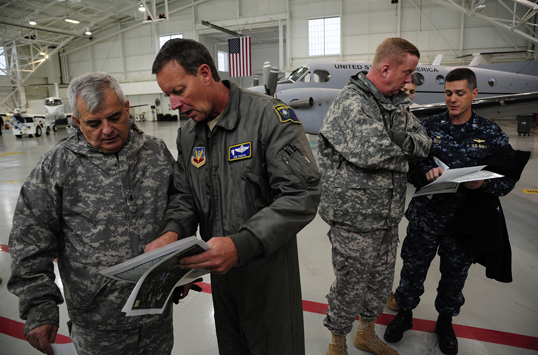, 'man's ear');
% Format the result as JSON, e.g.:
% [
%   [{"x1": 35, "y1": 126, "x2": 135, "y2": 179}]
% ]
[
  {"x1": 471, "y1": 88, "x2": 478, "y2": 99},
  {"x1": 198, "y1": 64, "x2": 212, "y2": 84},
  {"x1": 125, "y1": 99, "x2": 130, "y2": 114},
  {"x1": 380, "y1": 63, "x2": 391, "y2": 78},
  {"x1": 72, "y1": 115, "x2": 80, "y2": 127}
]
